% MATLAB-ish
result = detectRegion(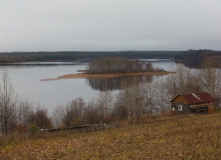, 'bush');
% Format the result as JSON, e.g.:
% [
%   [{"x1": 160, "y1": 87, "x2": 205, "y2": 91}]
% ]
[{"x1": 29, "y1": 124, "x2": 38, "y2": 135}]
